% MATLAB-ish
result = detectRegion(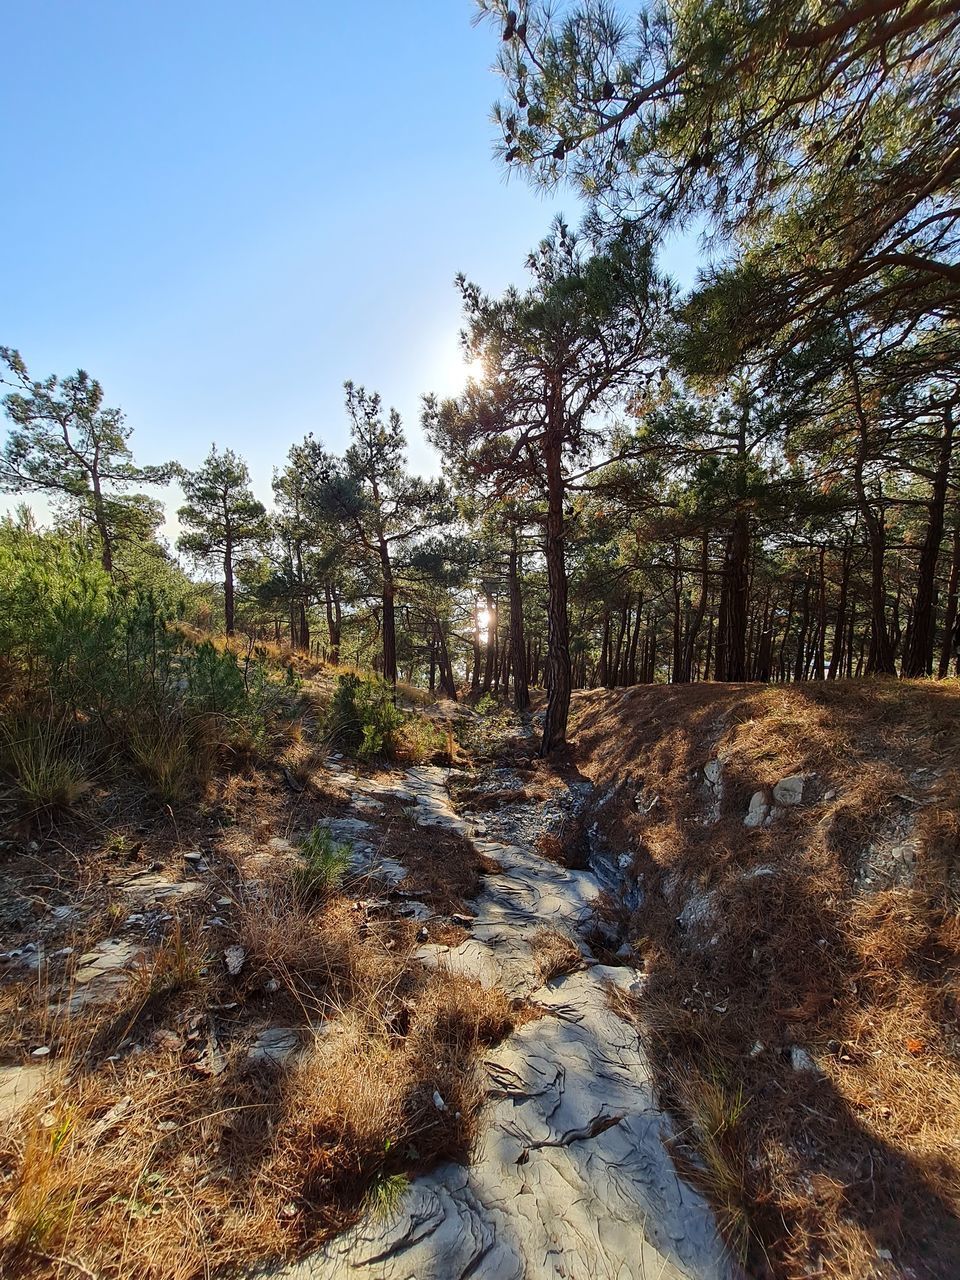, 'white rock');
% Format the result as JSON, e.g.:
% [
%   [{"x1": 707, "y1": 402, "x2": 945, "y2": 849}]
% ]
[
  {"x1": 432, "y1": 1090, "x2": 446, "y2": 1111},
  {"x1": 0, "y1": 1064, "x2": 47, "y2": 1120},
  {"x1": 703, "y1": 760, "x2": 722, "y2": 787},
  {"x1": 248, "y1": 1027, "x2": 300, "y2": 1067},
  {"x1": 224, "y1": 946, "x2": 246, "y2": 976},
  {"x1": 744, "y1": 791, "x2": 770, "y2": 828},
  {"x1": 773, "y1": 775, "x2": 805, "y2": 806},
  {"x1": 789, "y1": 1045, "x2": 816, "y2": 1072}
]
